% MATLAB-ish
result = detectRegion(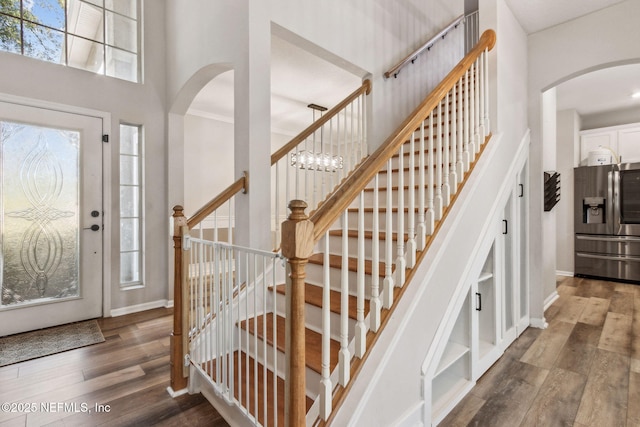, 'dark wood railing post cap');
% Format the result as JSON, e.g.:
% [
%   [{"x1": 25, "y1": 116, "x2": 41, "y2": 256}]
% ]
[{"x1": 281, "y1": 200, "x2": 314, "y2": 260}]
